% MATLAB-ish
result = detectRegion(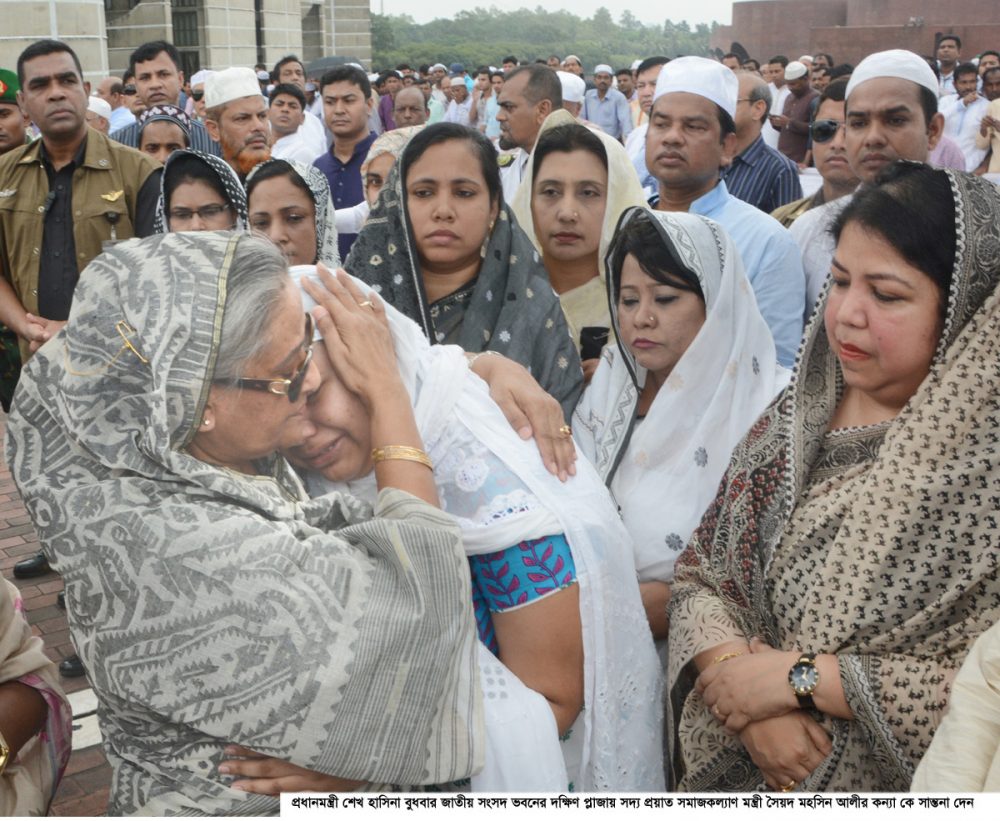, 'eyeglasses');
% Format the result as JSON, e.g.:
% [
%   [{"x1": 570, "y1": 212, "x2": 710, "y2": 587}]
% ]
[
  {"x1": 123, "y1": 85, "x2": 137, "y2": 95},
  {"x1": 215, "y1": 313, "x2": 314, "y2": 402},
  {"x1": 168, "y1": 203, "x2": 231, "y2": 223},
  {"x1": 191, "y1": 90, "x2": 204, "y2": 101},
  {"x1": 810, "y1": 119, "x2": 845, "y2": 143}
]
